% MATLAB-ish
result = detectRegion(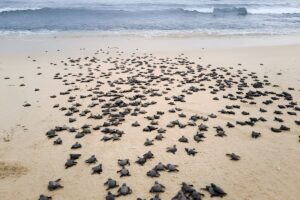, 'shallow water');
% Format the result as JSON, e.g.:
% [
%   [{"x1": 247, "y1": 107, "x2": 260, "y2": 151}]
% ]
[{"x1": 0, "y1": 0, "x2": 300, "y2": 35}]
